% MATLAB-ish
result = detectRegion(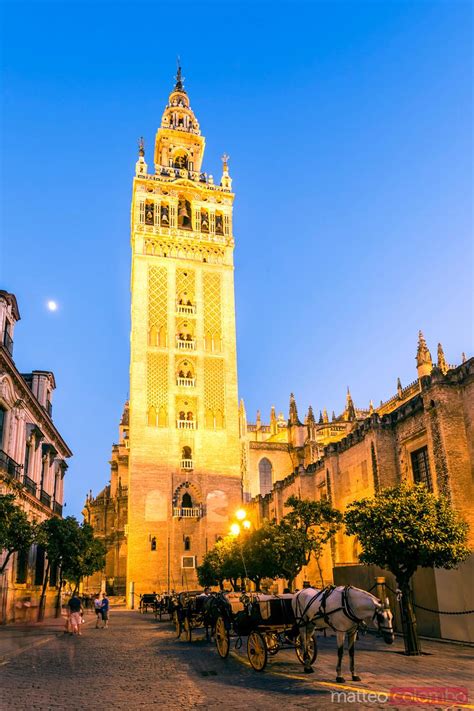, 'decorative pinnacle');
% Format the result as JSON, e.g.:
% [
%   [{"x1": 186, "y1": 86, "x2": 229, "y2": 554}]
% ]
[
  {"x1": 221, "y1": 153, "x2": 230, "y2": 171},
  {"x1": 174, "y1": 58, "x2": 185, "y2": 91},
  {"x1": 138, "y1": 136, "x2": 145, "y2": 157}
]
